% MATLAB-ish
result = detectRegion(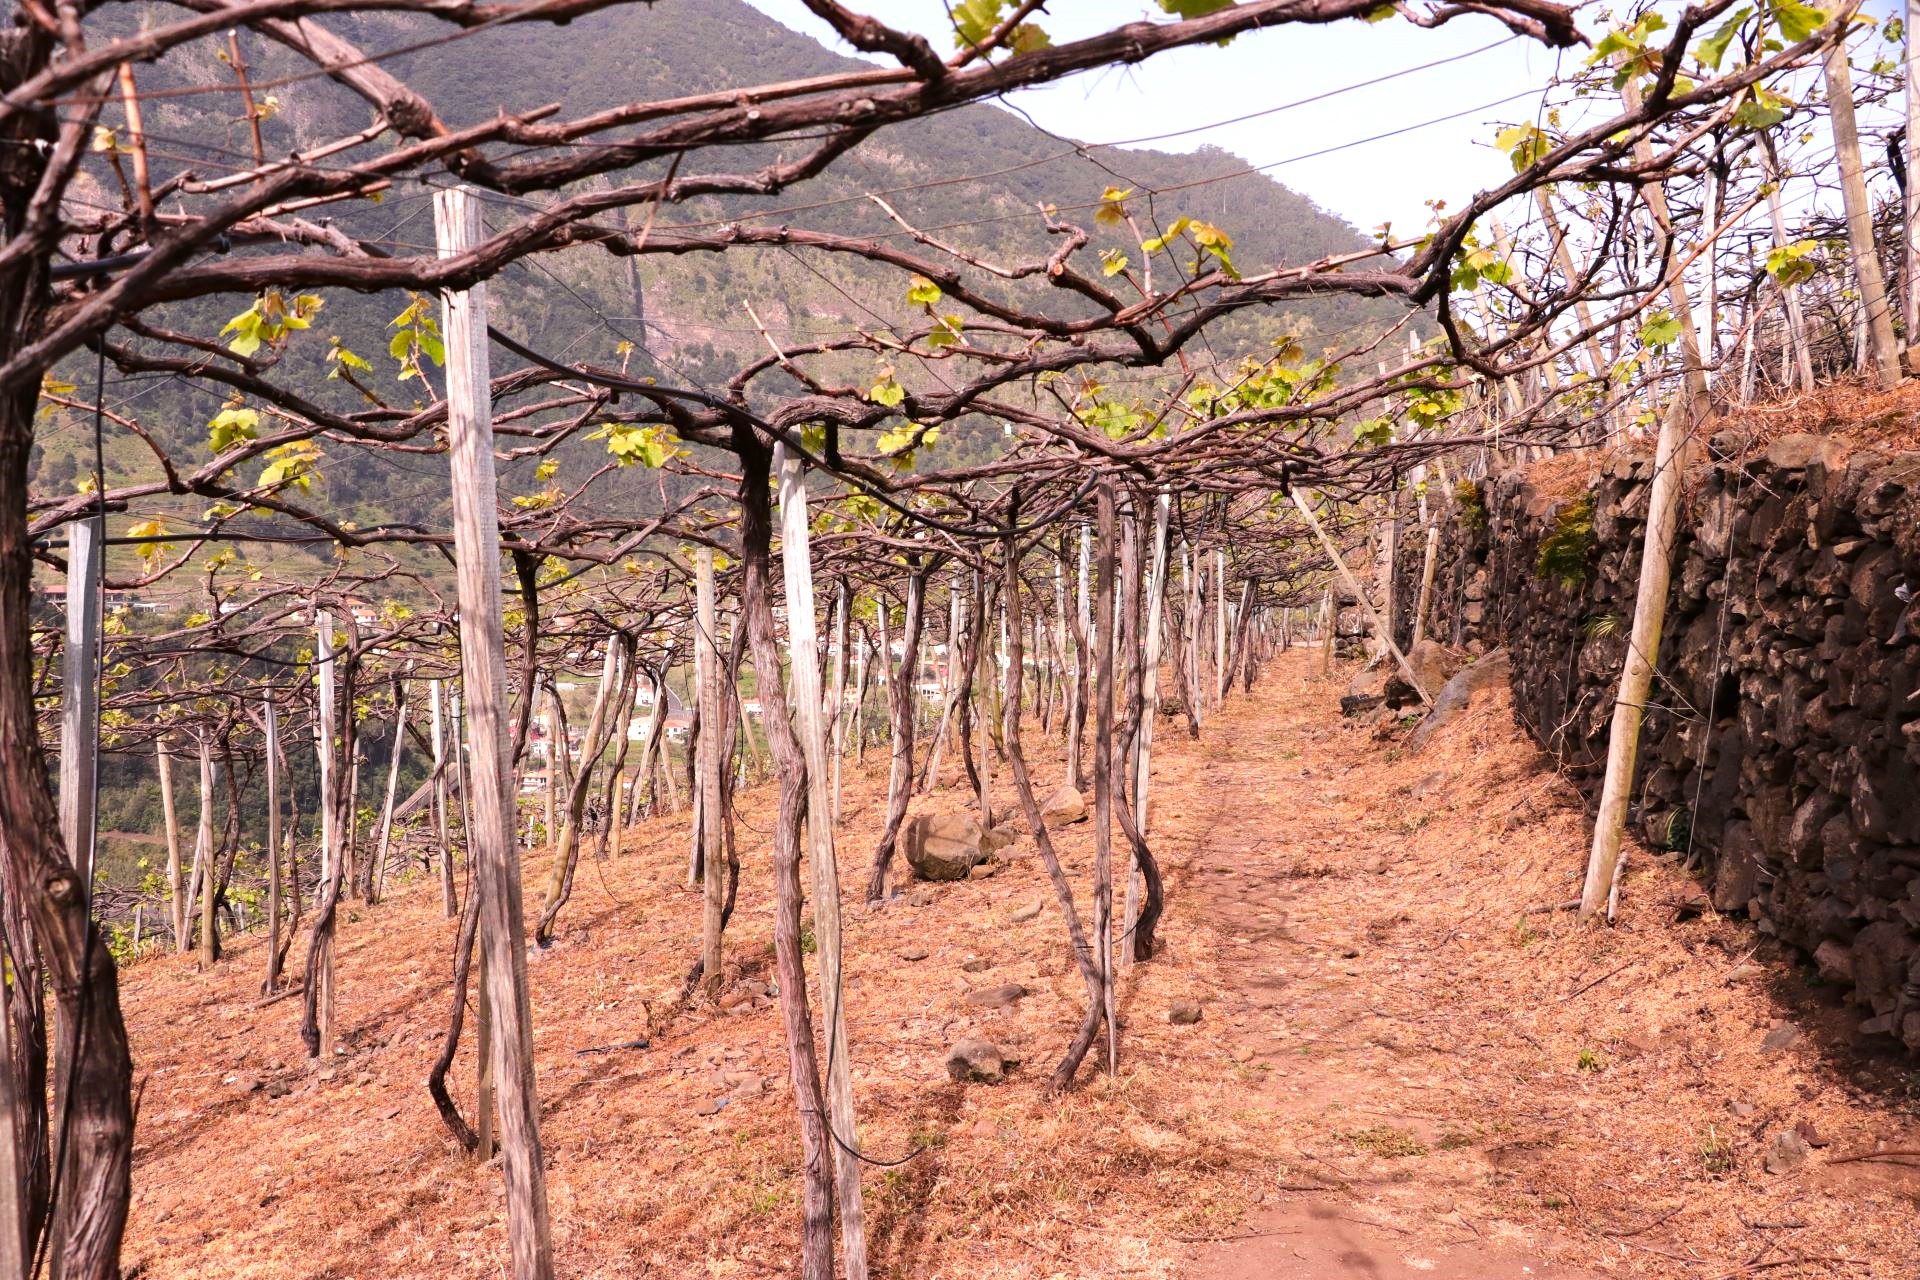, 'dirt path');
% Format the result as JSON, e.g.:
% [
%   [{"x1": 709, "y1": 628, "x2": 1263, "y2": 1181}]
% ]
[{"x1": 1158, "y1": 653, "x2": 1920, "y2": 1279}]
